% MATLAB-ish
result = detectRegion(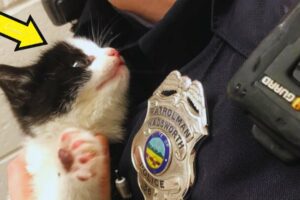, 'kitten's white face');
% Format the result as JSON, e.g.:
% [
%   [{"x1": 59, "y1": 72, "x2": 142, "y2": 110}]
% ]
[
  {"x1": 57, "y1": 38, "x2": 130, "y2": 140},
  {"x1": 67, "y1": 38, "x2": 128, "y2": 93},
  {"x1": 0, "y1": 37, "x2": 129, "y2": 141},
  {"x1": 67, "y1": 38, "x2": 129, "y2": 108}
]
